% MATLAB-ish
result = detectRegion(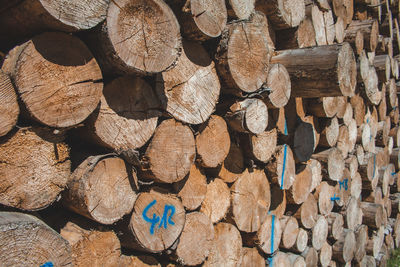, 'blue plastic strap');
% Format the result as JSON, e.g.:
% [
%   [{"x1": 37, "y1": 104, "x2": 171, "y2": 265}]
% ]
[{"x1": 280, "y1": 145, "x2": 287, "y2": 189}]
